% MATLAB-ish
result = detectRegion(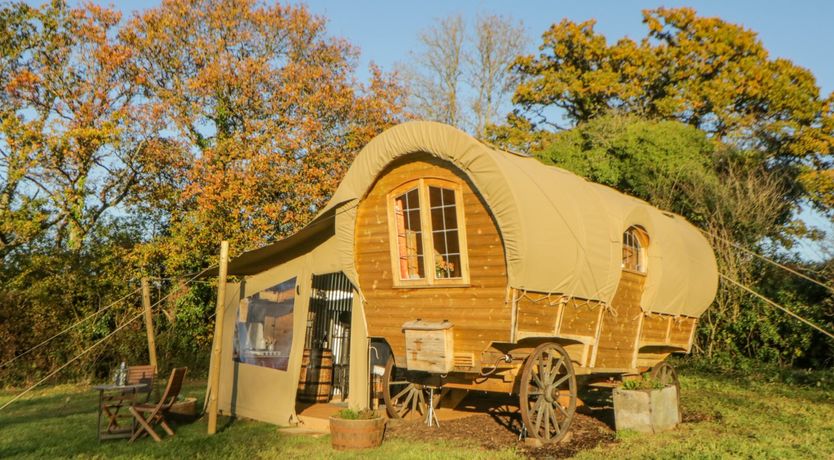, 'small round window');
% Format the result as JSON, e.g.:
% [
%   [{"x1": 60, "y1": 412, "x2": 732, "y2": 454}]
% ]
[{"x1": 622, "y1": 226, "x2": 648, "y2": 273}]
